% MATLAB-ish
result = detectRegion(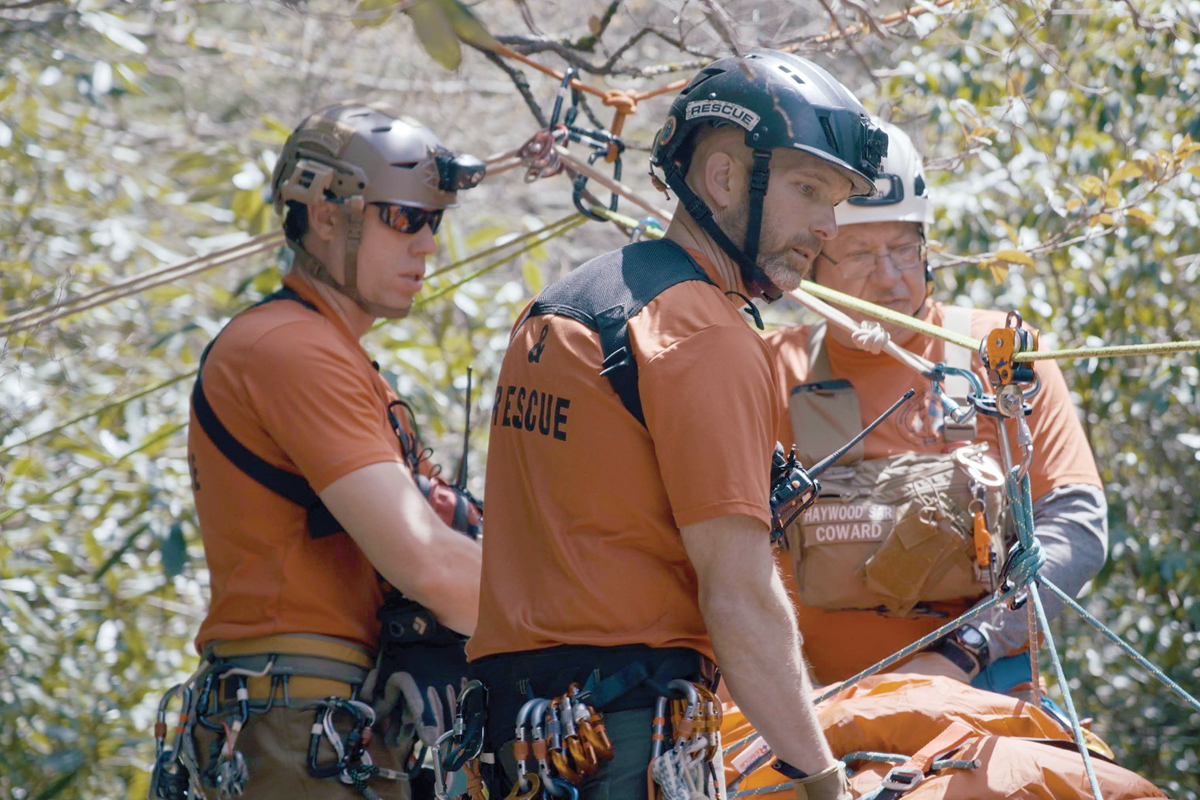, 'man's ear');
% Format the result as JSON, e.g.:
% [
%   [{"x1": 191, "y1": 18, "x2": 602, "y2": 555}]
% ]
[
  {"x1": 704, "y1": 151, "x2": 740, "y2": 212},
  {"x1": 306, "y1": 199, "x2": 341, "y2": 243}
]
